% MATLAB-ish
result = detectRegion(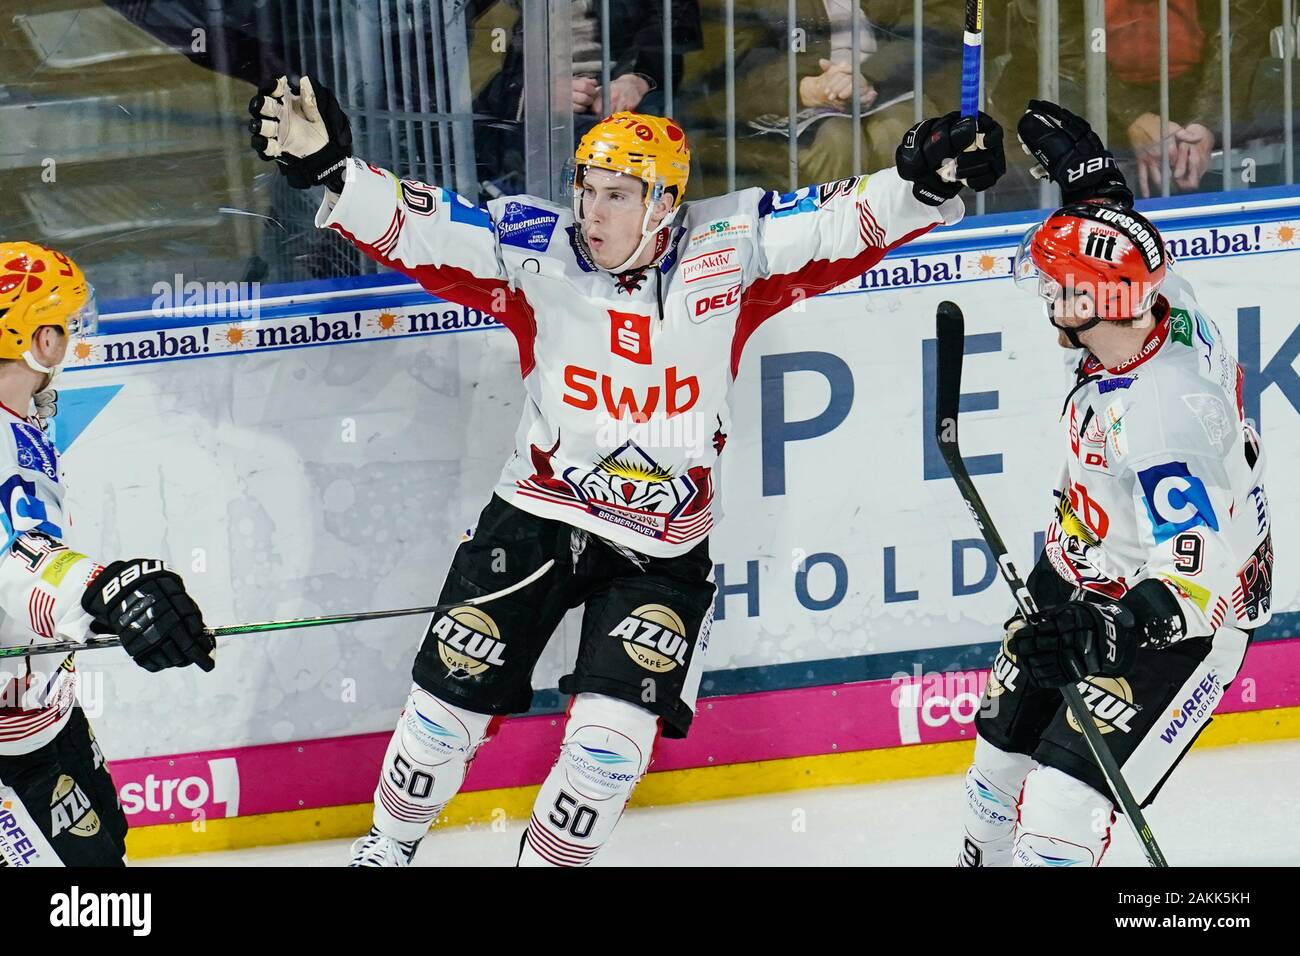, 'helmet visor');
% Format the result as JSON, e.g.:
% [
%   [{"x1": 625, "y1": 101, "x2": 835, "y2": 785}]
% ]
[
  {"x1": 67, "y1": 284, "x2": 98, "y2": 337},
  {"x1": 1012, "y1": 224, "x2": 1041, "y2": 292},
  {"x1": 1012, "y1": 224, "x2": 1062, "y2": 303}
]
